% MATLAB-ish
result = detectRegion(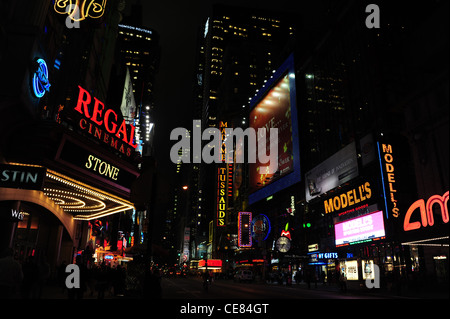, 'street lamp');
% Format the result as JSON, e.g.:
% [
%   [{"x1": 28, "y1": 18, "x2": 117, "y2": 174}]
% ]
[{"x1": 182, "y1": 185, "x2": 188, "y2": 190}]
